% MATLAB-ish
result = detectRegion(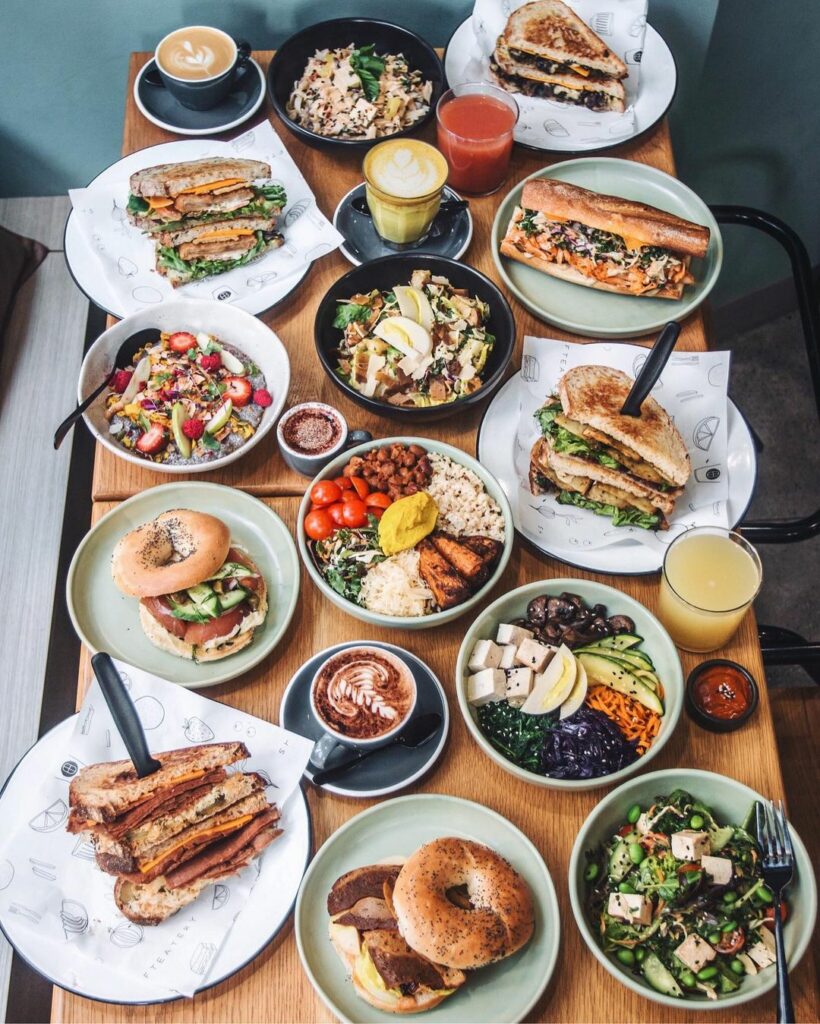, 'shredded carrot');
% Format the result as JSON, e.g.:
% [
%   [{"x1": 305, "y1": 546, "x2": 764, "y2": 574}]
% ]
[{"x1": 585, "y1": 685, "x2": 662, "y2": 755}]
